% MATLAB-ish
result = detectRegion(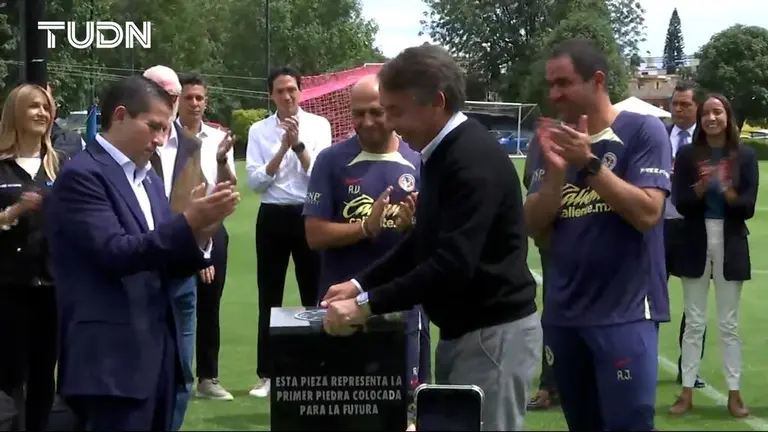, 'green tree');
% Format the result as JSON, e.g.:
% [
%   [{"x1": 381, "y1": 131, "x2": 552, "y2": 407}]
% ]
[
  {"x1": 420, "y1": 0, "x2": 552, "y2": 101},
  {"x1": 0, "y1": 12, "x2": 12, "y2": 92},
  {"x1": 695, "y1": 25, "x2": 768, "y2": 128},
  {"x1": 25, "y1": 0, "x2": 383, "y2": 123},
  {"x1": 0, "y1": 0, "x2": 20, "y2": 100},
  {"x1": 523, "y1": 0, "x2": 628, "y2": 111},
  {"x1": 606, "y1": 0, "x2": 647, "y2": 63},
  {"x1": 662, "y1": 8, "x2": 685, "y2": 74},
  {"x1": 420, "y1": 0, "x2": 644, "y2": 102},
  {"x1": 220, "y1": 0, "x2": 384, "y2": 115}
]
